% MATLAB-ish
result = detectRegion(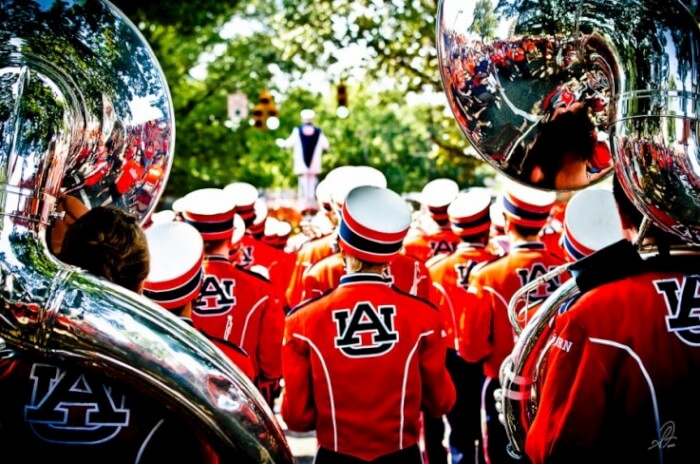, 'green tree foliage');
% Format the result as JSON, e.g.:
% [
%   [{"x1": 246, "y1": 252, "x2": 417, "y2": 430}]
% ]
[{"x1": 109, "y1": 0, "x2": 485, "y2": 199}]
